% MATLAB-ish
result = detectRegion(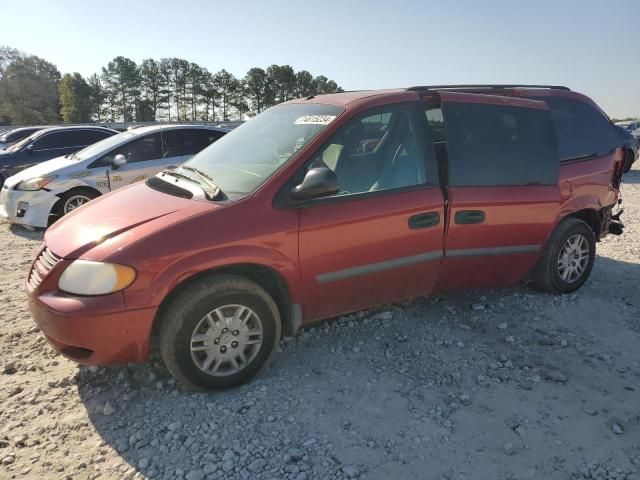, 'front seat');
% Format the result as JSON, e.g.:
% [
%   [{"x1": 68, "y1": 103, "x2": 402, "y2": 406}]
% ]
[{"x1": 370, "y1": 140, "x2": 424, "y2": 191}]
